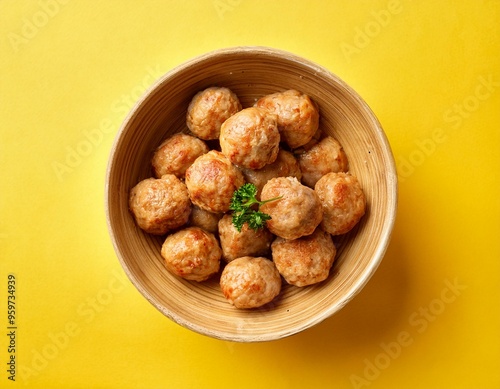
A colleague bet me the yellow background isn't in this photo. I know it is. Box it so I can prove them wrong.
[1,1,499,388]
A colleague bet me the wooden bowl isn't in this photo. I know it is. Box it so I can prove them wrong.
[105,47,397,342]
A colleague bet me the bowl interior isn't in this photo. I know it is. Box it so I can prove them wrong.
[105,47,397,342]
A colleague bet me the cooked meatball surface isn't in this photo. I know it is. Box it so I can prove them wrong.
[220,106,280,169]
[241,149,302,199]
[188,205,222,234]
[151,133,209,178]
[129,175,191,235]
[255,89,319,149]
[315,172,366,235]
[185,150,245,213]
[260,176,323,240]
[218,214,274,262]
[186,87,242,140]
[271,227,336,287]
[298,136,349,187]
[296,127,323,152]
[161,227,221,282]
[220,256,281,308]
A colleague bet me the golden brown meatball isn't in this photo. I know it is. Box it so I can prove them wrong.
[151,133,209,178]
[271,227,336,287]
[298,136,349,187]
[185,150,245,213]
[260,177,323,240]
[128,175,191,235]
[220,256,281,308]
[220,106,280,169]
[186,87,242,140]
[315,172,366,235]
[241,149,302,199]
[188,205,223,234]
[255,89,319,149]
[161,227,221,282]
[296,127,324,152]
[218,214,274,262]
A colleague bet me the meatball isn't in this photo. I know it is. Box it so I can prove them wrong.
[255,89,319,149]
[260,177,323,240]
[315,172,366,235]
[298,136,349,187]
[185,150,245,213]
[186,87,242,140]
[151,133,209,179]
[188,205,222,234]
[271,227,336,287]
[241,149,302,199]
[161,227,221,282]
[129,175,191,235]
[220,106,280,169]
[220,256,281,308]
[296,127,323,152]
[218,214,274,262]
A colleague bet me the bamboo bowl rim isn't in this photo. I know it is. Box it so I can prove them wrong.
[105,46,398,342]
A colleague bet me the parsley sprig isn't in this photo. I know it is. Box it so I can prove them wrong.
[229,183,282,232]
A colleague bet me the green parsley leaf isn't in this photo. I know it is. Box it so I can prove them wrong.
[230,183,281,232]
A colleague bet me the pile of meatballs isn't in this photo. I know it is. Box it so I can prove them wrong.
[128,87,366,309]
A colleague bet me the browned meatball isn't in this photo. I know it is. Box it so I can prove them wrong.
[220,106,280,169]
[315,172,366,235]
[241,149,302,199]
[271,227,336,287]
[161,227,221,282]
[188,205,223,234]
[298,136,349,187]
[186,87,242,140]
[260,177,323,240]
[255,90,319,149]
[129,175,191,235]
[218,214,274,262]
[296,127,323,152]
[185,150,245,213]
[151,133,209,178]
[220,256,281,308]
